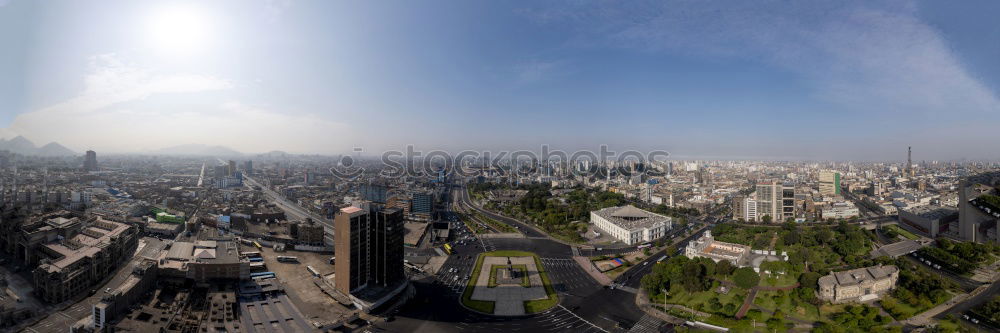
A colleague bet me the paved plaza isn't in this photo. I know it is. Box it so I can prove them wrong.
[470,256,548,316]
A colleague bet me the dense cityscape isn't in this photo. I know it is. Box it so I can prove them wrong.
[0,143,996,332]
[3,1,1000,332]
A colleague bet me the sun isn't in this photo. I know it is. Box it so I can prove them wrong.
[146,4,212,57]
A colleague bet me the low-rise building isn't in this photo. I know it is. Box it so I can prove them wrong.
[289,219,325,245]
[821,202,860,220]
[157,239,249,282]
[684,230,750,265]
[897,205,958,238]
[817,265,898,303]
[590,205,671,245]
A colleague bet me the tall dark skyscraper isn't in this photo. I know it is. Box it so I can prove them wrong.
[83,150,98,171]
[334,205,404,296]
[907,146,913,177]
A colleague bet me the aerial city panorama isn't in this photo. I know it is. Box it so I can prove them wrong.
[0,0,999,332]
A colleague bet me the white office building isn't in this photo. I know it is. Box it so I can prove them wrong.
[590,205,672,245]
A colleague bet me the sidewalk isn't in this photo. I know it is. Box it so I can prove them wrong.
[573,256,613,286]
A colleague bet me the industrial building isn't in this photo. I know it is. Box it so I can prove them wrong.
[898,205,958,238]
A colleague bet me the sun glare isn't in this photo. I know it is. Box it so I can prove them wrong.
[146,5,211,57]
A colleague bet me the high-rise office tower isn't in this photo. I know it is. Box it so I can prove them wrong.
[83,150,98,171]
[334,206,404,296]
[754,180,795,222]
[227,160,237,176]
[819,171,841,196]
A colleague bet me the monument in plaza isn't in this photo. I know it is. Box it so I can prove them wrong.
[496,256,522,285]
[465,252,557,316]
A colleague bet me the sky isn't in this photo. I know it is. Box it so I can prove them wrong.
[0,0,998,160]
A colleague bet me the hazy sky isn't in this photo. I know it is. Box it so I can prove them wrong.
[1,0,998,160]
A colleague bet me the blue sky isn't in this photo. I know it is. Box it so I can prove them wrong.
[0,0,998,160]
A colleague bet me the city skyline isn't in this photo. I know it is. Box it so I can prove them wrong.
[2,0,1000,160]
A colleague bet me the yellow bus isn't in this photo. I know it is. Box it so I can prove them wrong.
[443,243,453,255]
[253,241,262,250]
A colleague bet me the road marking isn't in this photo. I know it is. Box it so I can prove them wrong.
[557,305,608,333]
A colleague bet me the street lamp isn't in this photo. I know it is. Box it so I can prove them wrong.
[661,288,667,313]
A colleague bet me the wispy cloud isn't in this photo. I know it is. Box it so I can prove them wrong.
[520,0,1000,117]
[1,53,351,154]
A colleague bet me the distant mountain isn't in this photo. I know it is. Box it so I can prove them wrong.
[0,136,77,156]
[38,142,77,157]
[151,144,244,156]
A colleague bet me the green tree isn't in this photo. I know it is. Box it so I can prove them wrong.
[680,261,709,292]
[799,272,822,290]
[733,267,760,289]
[715,259,735,276]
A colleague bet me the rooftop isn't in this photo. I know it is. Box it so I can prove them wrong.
[819,265,898,288]
[592,205,671,230]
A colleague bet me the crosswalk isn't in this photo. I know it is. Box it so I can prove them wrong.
[627,314,667,333]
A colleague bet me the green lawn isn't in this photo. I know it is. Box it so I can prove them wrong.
[655,283,746,317]
[885,224,919,240]
[880,293,947,320]
[753,290,823,322]
[524,254,559,314]
[759,271,798,287]
[468,209,519,233]
[461,253,495,314]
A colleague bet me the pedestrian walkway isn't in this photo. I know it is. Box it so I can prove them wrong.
[573,256,613,286]
[627,314,667,333]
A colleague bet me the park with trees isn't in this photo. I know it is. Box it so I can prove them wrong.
[642,221,965,331]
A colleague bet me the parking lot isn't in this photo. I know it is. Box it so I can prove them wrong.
[256,247,353,320]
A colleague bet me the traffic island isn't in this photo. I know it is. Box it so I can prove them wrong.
[460,250,558,316]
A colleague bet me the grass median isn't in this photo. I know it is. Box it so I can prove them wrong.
[524,254,559,314]
[461,252,496,314]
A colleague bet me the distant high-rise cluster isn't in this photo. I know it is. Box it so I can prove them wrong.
[733,180,795,222]
[83,150,98,171]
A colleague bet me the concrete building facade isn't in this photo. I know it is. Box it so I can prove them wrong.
[818,265,898,303]
[334,205,405,296]
[590,205,671,245]
[32,217,139,303]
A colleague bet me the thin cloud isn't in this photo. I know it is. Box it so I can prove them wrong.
[0,53,352,154]
[520,0,1000,117]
